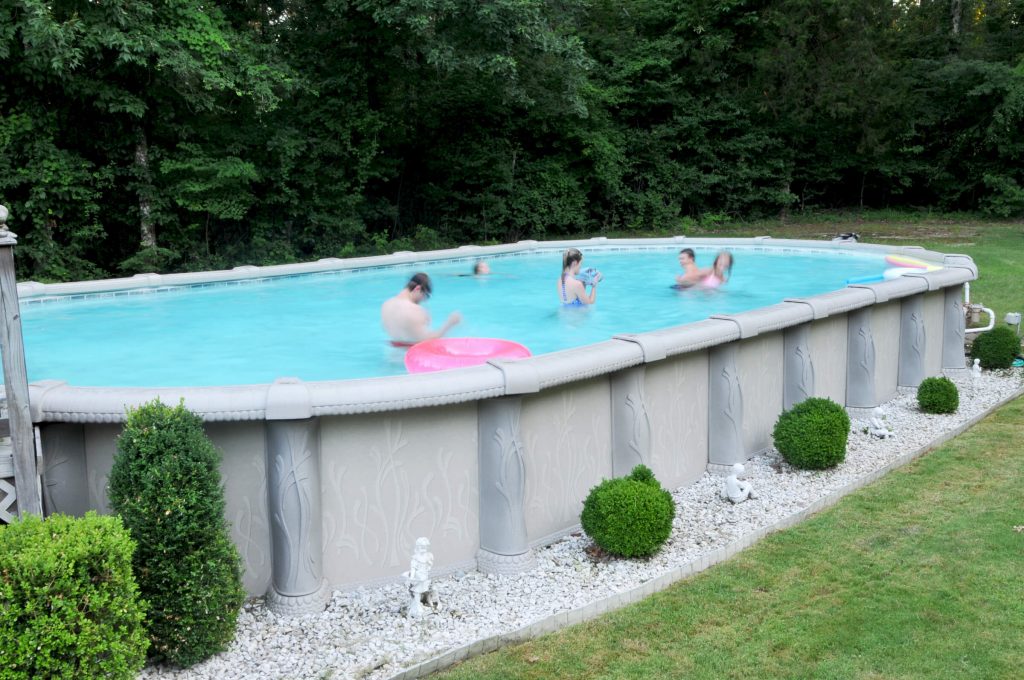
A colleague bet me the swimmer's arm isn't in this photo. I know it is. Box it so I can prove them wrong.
[422,311,462,340]
[584,279,598,304]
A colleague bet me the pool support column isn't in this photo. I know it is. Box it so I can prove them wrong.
[898,294,926,387]
[477,396,536,575]
[783,323,815,410]
[610,366,652,476]
[708,343,745,470]
[942,285,967,371]
[265,378,330,616]
[846,307,878,408]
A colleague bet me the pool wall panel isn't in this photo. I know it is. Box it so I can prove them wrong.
[319,405,480,587]
[645,351,709,490]
[208,422,272,595]
[924,291,945,377]
[737,333,784,456]
[83,424,118,515]
[39,424,89,517]
[809,315,848,403]
[520,378,612,545]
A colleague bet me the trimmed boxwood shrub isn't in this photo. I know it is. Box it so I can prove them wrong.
[772,397,850,470]
[580,465,675,558]
[108,399,245,667]
[917,376,959,414]
[0,512,148,679]
[970,325,1021,369]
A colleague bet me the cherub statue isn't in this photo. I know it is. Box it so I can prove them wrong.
[724,463,755,504]
[868,406,893,439]
[971,357,982,381]
[403,537,436,618]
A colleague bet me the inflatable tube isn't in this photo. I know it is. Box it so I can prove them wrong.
[845,273,886,285]
[885,254,939,270]
[405,337,531,373]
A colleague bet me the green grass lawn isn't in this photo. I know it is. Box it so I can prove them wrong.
[438,215,1024,679]
[439,396,1024,680]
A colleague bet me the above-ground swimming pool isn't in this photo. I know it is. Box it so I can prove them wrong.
[13,236,976,615]
[23,245,889,386]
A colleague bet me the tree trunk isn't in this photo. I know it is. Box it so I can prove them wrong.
[134,127,157,248]
[951,0,962,37]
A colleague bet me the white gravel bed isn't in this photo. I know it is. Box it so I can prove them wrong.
[139,369,1023,680]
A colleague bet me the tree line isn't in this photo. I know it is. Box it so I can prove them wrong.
[1,0,1022,281]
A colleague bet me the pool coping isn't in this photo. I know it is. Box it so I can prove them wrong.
[383,382,1024,680]
[21,237,978,424]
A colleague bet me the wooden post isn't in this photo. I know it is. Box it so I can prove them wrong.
[0,205,42,516]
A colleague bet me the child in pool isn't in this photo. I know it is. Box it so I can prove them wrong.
[701,250,734,288]
[558,248,600,306]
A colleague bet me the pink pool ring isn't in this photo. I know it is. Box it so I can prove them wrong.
[405,338,532,373]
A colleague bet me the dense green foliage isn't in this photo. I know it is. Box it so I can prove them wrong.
[580,464,675,558]
[0,512,149,679]
[917,376,960,414]
[2,1,1023,281]
[773,397,850,470]
[107,399,245,667]
[971,325,1022,369]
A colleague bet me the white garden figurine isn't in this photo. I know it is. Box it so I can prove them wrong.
[724,463,755,504]
[868,406,893,439]
[403,537,436,618]
[971,357,982,381]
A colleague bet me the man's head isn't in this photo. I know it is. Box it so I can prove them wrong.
[406,272,432,302]
[678,248,696,266]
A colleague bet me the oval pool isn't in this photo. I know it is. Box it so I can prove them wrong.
[22,245,888,387]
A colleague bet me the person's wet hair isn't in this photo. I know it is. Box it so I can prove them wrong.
[679,248,696,259]
[562,248,583,270]
[406,272,432,298]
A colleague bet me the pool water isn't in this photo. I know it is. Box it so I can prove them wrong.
[23,247,887,387]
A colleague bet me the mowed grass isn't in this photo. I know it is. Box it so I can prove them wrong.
[439,396,1024,680]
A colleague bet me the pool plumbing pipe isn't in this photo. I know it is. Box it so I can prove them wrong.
[962,282,995,334]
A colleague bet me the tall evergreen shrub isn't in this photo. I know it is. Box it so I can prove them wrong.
[108,399,245,667]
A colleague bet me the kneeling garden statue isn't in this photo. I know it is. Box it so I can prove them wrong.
[724,463,755,504]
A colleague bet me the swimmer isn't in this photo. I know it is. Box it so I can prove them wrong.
[381,272,461,347]
[558,248,599,306]
[473,260,491,276]
[700,250,733,288]
[674,248,703,288]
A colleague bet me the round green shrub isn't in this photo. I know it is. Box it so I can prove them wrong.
[580,465,675,558]
[970,325,1021,369]
[917,376,959,414]
[108,399,245,667]
[772,397,850,470]
[0,512,148,679]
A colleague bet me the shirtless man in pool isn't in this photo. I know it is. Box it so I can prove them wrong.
[675,248,705,288]
[381,272,461,347]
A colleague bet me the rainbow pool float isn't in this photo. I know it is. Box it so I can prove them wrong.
[846,254,942,285]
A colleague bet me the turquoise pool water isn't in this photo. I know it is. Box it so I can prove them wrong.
[22,247,887,387]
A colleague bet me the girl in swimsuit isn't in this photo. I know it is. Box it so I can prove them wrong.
[700,250,734,288]
[558,248,599,306]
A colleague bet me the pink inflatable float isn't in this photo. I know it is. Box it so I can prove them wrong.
[405,337,532,373]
